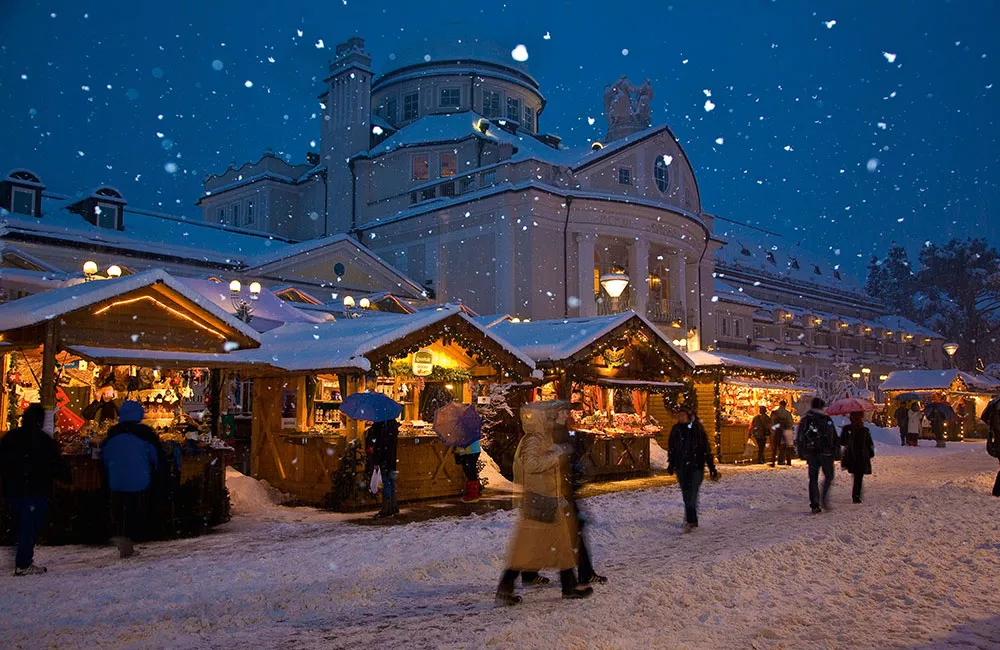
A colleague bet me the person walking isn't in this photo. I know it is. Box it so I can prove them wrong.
[750,406,771,464]
[927,408,946,448]
[666,406,719,532]
[840,411,875,504]
[566,420,607,586]
[367,419,400,519]
[495,401,592,606]
[771,400,795,467]
[454,439,481,504]
[0,404,70,576]
[985,398,1000,497]
[906,402,923,447]
[796,397,839,514]
[101,400,163,558]
[894,402,909,447]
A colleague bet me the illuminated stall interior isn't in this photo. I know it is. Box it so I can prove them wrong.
[233,307,536,506]
[881,369,1000,438]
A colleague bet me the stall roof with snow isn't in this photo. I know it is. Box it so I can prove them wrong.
[880,370,1000,394]
[229,306,536,379]
[485,311,692,387]
[0,268,260,354]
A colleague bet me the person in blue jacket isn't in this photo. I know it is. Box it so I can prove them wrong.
[101,400,163,558]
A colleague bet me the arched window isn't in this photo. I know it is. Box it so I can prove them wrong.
[654,156,670,193]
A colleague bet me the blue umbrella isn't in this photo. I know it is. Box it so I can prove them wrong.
[340,391,402,422]
[433,402,483,447]
[923,401,958,422]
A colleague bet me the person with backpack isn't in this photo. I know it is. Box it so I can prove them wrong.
[749,406,771,464]
[796,397,839,514]
[840,411,875,504]
[0,404,71,576]
[667,406,719,532]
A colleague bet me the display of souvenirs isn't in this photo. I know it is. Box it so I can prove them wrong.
[717,382,804,424]
[573,410,661,437]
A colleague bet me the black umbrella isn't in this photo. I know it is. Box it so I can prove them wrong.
[923,402,958,422]
[893,392,923,402]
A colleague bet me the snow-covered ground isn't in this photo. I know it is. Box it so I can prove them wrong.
[3,442,999,649]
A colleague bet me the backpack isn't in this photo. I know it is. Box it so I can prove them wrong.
[798,414,834,458]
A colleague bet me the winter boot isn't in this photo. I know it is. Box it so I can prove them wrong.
[494,584,522,607]
[461,480,481,503]
[13,564,47,576]
[560,569,594,600]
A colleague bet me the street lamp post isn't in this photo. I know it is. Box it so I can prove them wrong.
[943,343,959,368]
[861,367,871,391]
[229,279,261,323]
[599,265,630,314]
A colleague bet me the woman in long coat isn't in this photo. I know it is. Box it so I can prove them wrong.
[840,411,875,504]
[495,401,592,605]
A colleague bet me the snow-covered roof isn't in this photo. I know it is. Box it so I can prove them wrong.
[880,370,1000,393]
[877,315,941,339]
[175,277,326,333]
[228,307,536,376]
[0,268,261,345]
[714,219,864,295]
[713,278,764,308]
[67,346,267,369]
[375,40,537,87]
[2,196,285,266]
[485,311,693,369]
[686,350,797,375]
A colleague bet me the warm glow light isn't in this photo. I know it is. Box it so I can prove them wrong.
[343,296,356,308]
[861,367,871,375]
[229,280,242,293]
[93,296,228,339]
[83,261,99,276]
[106,265,122,279]
[879,374,889,381]
[852,372,861,379]
[600,271,630,298]
[510,317,521,323]
[943,343,959,357]
[359,297,371,309]
[248,281,262,295]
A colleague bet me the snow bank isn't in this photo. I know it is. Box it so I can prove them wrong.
[225,467,288,515]
[480,450,514,492]
[650,438,669,470]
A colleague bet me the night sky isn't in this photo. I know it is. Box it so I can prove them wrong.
[1,0,997,275]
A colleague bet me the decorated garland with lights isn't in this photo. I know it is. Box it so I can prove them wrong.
[388,360,472,383]
[661,376,697,411]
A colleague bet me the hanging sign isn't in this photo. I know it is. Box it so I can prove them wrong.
[412,350,434,377]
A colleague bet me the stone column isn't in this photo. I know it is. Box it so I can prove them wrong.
[629,239,649,318]
[576,233,597,317]
[673,252,687,325]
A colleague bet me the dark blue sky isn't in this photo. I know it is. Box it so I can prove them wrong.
[1,0,997,274]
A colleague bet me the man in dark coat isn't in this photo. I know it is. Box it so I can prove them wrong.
[893,403,909,446]
[927,408,946,448]
[667,407,719,532]
[770,401,795,467]
[840,411,875,504]
[0,404,70,575]
[101,400,162,558]
[367,420,400,519]
[987,399,1000,497]
[750,406,771,464]
[796,397,839,513]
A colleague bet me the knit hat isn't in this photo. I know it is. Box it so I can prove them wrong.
[118,400,144,423]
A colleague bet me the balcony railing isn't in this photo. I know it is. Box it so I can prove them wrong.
[595,289,632,316]
[646,299,685,326]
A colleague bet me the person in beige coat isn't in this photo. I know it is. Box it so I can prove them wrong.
[495,401,593,606]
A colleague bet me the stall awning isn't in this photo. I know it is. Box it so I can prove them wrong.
[66,345,272,369]
[723,377,816,393]
[590,378,684,391]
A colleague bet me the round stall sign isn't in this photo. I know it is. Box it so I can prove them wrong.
[412,350,434,376]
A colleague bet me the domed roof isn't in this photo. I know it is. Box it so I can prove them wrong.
[375,35,538,90]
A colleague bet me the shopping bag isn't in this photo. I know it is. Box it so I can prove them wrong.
[743,437,758,458]
[782,429,795,447]
[369,467,382,494]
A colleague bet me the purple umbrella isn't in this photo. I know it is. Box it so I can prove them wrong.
[433,402,483,447]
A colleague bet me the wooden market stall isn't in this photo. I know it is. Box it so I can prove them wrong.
[0,269,262,542]
[485,312,694,480]
[687,351,813,463]
[231,307,536,508]
[881,369,1000,439]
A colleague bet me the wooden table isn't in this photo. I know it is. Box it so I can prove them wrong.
[577,432,652,480]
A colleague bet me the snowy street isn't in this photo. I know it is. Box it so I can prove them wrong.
[3,441,999,649]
